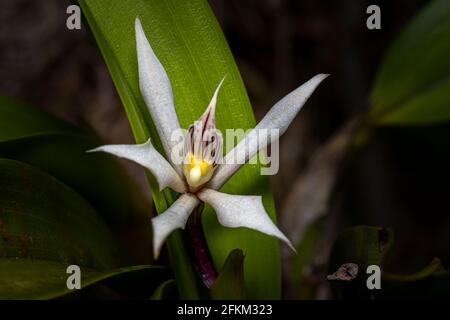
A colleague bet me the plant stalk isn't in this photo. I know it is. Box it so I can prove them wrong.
[185,203,218,289]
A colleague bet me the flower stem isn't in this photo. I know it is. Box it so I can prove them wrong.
[185,203,218,288]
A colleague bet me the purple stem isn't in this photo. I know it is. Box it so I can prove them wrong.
[185,204,218,288]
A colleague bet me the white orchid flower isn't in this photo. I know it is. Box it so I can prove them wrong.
[89,18,328,259]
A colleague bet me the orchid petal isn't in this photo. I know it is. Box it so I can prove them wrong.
[197,189,295,252]
[201,78,224,165]
[88,139,186,193]
[209,74,328,189]
[135,18,181,171]
[152,193,200,259]
[187,78,224,162]
[182,79,225,189]
[200,77,225,126]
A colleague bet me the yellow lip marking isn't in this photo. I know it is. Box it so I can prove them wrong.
[183,153,214,188]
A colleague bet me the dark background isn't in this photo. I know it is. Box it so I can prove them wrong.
[1,0,449,297]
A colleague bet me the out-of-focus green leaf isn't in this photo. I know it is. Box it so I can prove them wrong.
[150,279,177,300]
[0,133,149,228]
[383,257,444,285]
[369,0,450,125]
[379,258,450,299]
[0,158,162,299]
[329,226,394,275]
[0,96,152,262]
[0,158,125,269]
[329,227,450,299]
[210,249,245,300]
[0,96,76,142]
[288,221,323,299]
[78,0,281,299]
[0,259,168,300]
[328,226,393,299]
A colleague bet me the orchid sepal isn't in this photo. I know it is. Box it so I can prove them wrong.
[198,188,296,252]
[208,73,329,190]
[88,139,186,193]
[152,193,200,258]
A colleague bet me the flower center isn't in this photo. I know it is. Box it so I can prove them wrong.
[183,152,214,188]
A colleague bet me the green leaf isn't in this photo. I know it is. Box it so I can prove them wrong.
[369,0,450,125]
[383,257,443,285]
[210,249,246,300]
[78,0,281,298]
[150,279,177,300]
[0,259,168,300]
[328,226,394,299]
[0,158,124,269]
[329,227,450,299]
[380,265,450,299]
[379,258,450,299]
[329,226,394,275]
[0,133,150,229]
[0,158,160,299]
[0,96,152,261]
[0,96,77,142]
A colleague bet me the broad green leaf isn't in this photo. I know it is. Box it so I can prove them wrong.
[369,0,450,125]
[0,95,77,142]
[210,249,246,300]
[150,279,177,300]
[0,259,168,300]
[0,133,150,229]
[0,158,124,269]
[328,226,393,299]
[78,0,281,298]
[0,96,152,262]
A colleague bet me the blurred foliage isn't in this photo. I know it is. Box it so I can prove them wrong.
[381,261,450,299]
[0,96,151,236]
[0,159,169,299]
[287,220,325,299]
[0,260,168,300]
[150,279,178,300]
[370,0,450,125]
[0,158,124,269]
[287,0,450,299]
[328,226,450,299]
[328,226,393,299]
[383,257,443,286]
[0,96,77,142]
[0,97,166,299]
